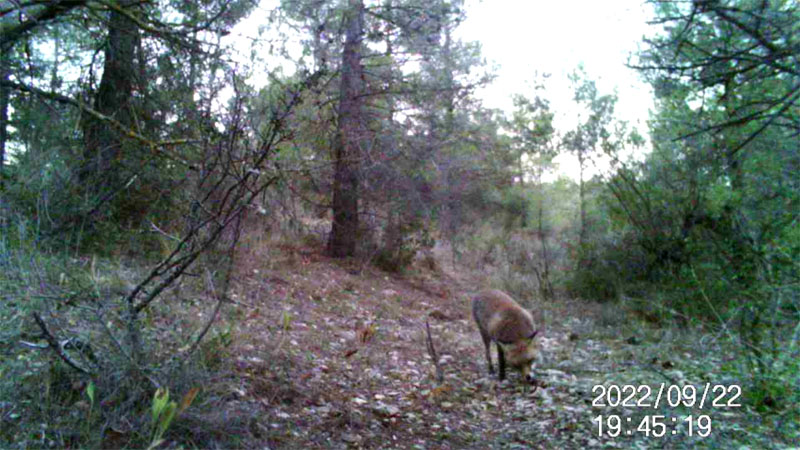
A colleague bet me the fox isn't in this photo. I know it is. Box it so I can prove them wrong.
[472,289,540,383]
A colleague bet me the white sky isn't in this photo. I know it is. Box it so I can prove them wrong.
[454,0,657,179]
[456,0,655,122]
[226,0,659,180]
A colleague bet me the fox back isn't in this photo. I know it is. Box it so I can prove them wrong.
[472,289,539,383]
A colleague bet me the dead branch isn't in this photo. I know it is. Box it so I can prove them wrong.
[31,312,91,375]
[425,319,443,384]
[0,80,198,169]
[186,269,226,358]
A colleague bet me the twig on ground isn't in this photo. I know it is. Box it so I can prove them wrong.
[425,319,444,384]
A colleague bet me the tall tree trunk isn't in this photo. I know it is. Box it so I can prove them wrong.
[578,150,586,249]
[82,0,139,187]
[438,25,462,262]
[328,0,365,258]
[381,1,400,259]
[442,26,455,135]
[535,171,553,300]
[0,47,9,190]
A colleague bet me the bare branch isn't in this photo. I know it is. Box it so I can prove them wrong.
[1,0,88,51]
[425,319,444,384]
[186,269,226,358]
[0,79,199,169]
[31,312,91,375]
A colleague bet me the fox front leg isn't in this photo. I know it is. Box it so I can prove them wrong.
[497,344,506,381]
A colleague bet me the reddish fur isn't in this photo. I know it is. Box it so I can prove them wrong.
[472,289,539,382]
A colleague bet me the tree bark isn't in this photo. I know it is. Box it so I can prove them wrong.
[82,0,139,186]
[328,0,365,258]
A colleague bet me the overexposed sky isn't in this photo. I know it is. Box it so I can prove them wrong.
[226,0,658,178]
[456,0,655,128]
[454,0,657,178]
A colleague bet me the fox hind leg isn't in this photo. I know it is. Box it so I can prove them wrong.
[479,330,494,374]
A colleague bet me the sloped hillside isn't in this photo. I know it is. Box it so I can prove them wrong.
[180,238,787,449]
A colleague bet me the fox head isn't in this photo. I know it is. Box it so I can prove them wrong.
[498,330,540,383]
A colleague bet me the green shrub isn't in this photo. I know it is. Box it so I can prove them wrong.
[375,218,434,273]
[566,264,619,302]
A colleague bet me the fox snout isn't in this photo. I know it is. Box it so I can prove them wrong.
[524,372,535,384]
[519,363,536,384]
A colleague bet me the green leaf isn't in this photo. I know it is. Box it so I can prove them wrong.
[86,381,95,405]
[152,387,169,425]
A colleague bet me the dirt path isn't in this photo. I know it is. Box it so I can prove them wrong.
[209,244,784,449]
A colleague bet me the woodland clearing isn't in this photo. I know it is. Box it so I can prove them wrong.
[190,239,788,449]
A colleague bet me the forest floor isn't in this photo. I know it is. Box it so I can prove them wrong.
[187,237,795,449]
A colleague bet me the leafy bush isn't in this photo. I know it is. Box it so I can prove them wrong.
[566,264,619,302]
[375,218,434,273]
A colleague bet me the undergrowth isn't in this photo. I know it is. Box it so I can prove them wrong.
[0,217,243,448]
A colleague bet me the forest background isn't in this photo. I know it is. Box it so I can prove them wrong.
[0,0,797,447]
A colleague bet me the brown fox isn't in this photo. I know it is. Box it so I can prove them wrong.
[472,289,540,383]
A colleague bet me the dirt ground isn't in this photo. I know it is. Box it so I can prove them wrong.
[193,241,789,449]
